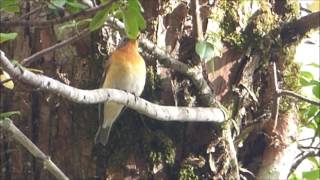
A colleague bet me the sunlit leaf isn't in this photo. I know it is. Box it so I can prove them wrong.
[307,156,320,168]
[196,41,215,62]
[307,0,320,12]
[288,172,299,180]
[0,71,14,89]
[0,33,18,43]
[302,168,320,180]
[299,71,314,86]
[312,85,320,99]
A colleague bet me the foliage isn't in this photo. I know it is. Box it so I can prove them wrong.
[0,70,14,89]
[90,0,146,39]
[0,33,17,43]
[195,41,215,62]
[298,65,320,136]
[49,0,88,13]
[0,0,146,39]
[0,111,20,121]
[0,0,20,13]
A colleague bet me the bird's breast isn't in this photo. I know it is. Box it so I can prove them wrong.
[103,55,146,96]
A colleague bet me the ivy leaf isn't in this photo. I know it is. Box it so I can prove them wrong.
[196,41,215,62]
[0,32,18,43]
[89,8,110,31]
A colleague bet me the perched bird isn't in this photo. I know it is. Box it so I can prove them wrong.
[95,38,146,145]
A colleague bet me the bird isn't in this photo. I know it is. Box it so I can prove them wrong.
[95,38,146,146]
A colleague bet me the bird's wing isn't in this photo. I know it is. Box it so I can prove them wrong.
[99,59,111,87]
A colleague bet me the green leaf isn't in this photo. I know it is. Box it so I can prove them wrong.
[300,71,314,80]
[66,1,87,13]
[122,0,146,39]
[307,156,320,168]
[300,71,314,86]
[122,8,139,39]
[51,0,66,8]
[89,8,109,31]
[0,0,19,13]
[66,1,87,9]
[302,168,320,180]
[0,33,18,43]
[288,172,299,180]
[305,105,319,119]
[0,111,20,120]
[312,85,320,99]
[196,41,215,62]
[128,0,144,12]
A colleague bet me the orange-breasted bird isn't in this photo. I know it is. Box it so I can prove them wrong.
[95,38,146,145]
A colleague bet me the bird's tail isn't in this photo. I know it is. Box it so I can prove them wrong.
[94,126,112,146]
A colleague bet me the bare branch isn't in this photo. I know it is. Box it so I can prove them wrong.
[287,150,319,178]
[0,0,118,27]
[191,0,203,41]
[278,89,320,106]
[21,29,90,66]
[270,62,280,132]
[0,51,226,123]
[281,11,320,43]
[0,119,69,180]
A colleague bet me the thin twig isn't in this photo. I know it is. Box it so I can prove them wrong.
[271,62,280,132]
[20,29,90,66]
[287,150,319,178]
[0,0,118,27]
[0,118,69,180]
[0,50,226,123]
[18,6,43,20]
[298,145,320,150]
[278,89,320,106]
[281,11,320,44]
[191,0,203,42]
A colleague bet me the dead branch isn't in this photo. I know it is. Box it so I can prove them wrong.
[0,118,69,180]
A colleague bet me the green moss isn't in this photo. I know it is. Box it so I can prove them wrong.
[146,131,176,167]
[179,164,198,180]
[244,7,276,46]
[144,66,161,100]
[219,1,244,49]
[279,45,301,112]
[281,0,300,21]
